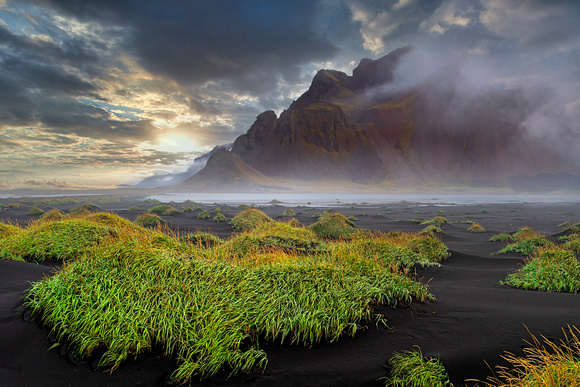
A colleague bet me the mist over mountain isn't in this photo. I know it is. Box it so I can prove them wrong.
[172,46,580,192]
[136,144,232,188]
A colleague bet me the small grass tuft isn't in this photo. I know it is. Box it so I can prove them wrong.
[27,206,44,216]
[197,210,210,220]
[281,208,297,217]
[467,223,486,233]
[212,208,228,222]
[382,347,452,387]
[421,216,449,227]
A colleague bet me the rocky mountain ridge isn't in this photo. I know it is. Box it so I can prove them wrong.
[170,46,579,192]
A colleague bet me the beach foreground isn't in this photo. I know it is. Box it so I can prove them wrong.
[1,197,579,386]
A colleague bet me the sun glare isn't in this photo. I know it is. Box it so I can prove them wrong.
[150,133,198,153]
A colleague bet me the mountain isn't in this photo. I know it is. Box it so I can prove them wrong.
[175,46,580,192]
[176,147,288,191]
[136,144,232,188]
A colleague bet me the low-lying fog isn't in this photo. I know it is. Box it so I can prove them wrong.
[144,193,580,207]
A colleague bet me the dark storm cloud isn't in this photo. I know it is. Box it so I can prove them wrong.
[25,0,339,88]
[2,57,98,95]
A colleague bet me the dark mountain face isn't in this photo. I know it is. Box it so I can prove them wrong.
[176,46,580,191]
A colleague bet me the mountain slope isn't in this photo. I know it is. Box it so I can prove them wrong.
[172,46,580,191]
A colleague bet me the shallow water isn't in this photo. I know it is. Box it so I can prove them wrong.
[145,192,580,207]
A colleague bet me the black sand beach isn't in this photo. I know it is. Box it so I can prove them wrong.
[1,197,579,386]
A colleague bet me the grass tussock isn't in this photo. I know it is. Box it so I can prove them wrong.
[230,208,272,231]
[18,210,448,383]
[383,347,452,387]
[27,206,44,216]
[0,221,21,239]
[501,247,580,292]
[421,216,450,227]
[40,208,65,222]
[134,212,165,228]
[467,223,486,233]
[492,227,553,256]
[475,325,580,387]
[308,212,357,239]
[213,208,228,222]
[282,208,297,217]
[69,202,103,216]
[148,204,180,216]
[0,218,113,262]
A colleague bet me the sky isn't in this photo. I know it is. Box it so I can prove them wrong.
[0,0,579,190]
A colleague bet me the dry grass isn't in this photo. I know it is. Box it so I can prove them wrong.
[473,325,580,387]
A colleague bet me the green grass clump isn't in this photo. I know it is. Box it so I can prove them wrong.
[40,209,65,222]
[0,219,112,262]
[330,232,449,270]
[564,237,580,253]
[134,213,165,228]
[27,206,44,216]
[213,208,228,222]
[309,212,357,239]
[197,210,210,220]
[501,247,580,292]
[558,221,580,235]
[494,227,553,256]
[230,208,272,231]
[25,226,433,383]
[421,224,442,236]
[0,222,21,239]
[490,233,511,242]
[467,223,486,233]
[421,216,449,227]
[128,206,139,211]
[383,347,452,387]
[148,204,180,216]
[281,208,297,217]
[69,202,103,216]
[479,326,580,387]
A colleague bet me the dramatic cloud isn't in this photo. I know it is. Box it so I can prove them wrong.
[0,0,579,189]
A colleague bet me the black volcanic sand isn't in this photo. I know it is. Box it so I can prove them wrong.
[1,198,580,386]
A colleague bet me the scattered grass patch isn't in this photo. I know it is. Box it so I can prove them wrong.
[148,204,180,216]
